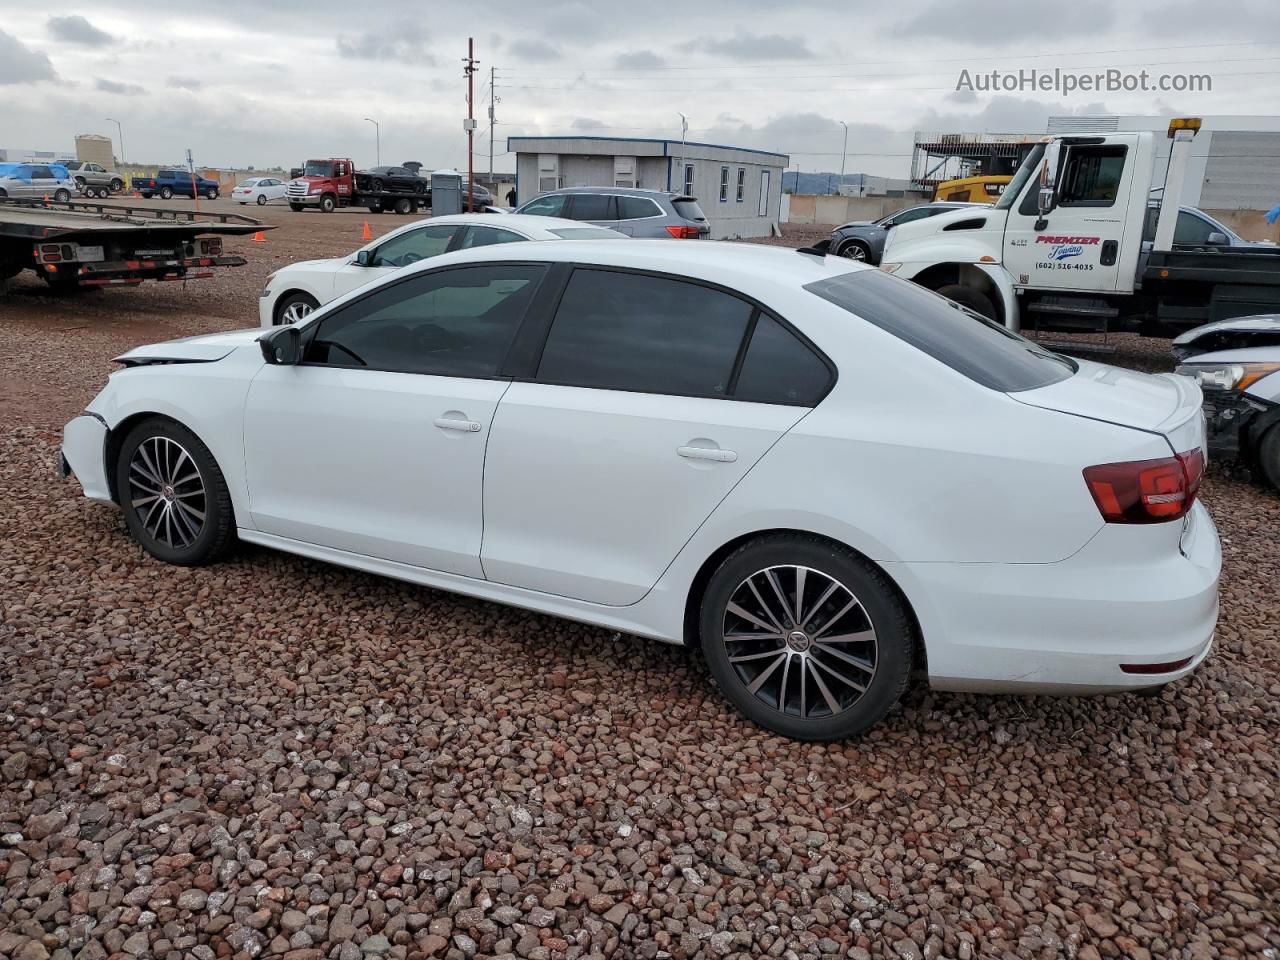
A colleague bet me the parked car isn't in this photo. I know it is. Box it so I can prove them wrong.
[65,160,124,195]
[0,163,75,201]
[516,187,710,238]
[232,177,288,205]
[62,241,1219,740]
[355,166,427,195]
[827,202,975,264]
[134,169,220,200]
[260,213,625,326]
[1173,314,1280,491]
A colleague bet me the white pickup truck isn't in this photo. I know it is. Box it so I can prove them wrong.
[879,118,1280,336]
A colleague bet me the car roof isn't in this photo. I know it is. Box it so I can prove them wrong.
[355,214,627,247]
[383,237,863,299]
[538,185,679,199]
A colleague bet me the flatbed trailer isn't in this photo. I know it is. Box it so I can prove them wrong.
[1142,247,1280,328]
[0,197,272,294]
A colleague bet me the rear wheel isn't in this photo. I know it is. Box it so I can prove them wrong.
[1258,424,1280,493]
[159,186,173,200]
[393,197,412,215]
[371,178,384,193]
[699,534,914,740]
[936,283,997,322]
[205,187,219,200]
[275,291,319,326]
[115,418,235,566]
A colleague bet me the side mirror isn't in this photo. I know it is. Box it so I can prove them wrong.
[355,249,373,267]
[259,325,301,365]
[1206,231,1228,246]
[1038,187,1056,215]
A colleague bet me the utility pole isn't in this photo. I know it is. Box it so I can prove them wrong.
[839,121,848,195]
[106,117,125,165]
[677,113,688,191]
[463,39,478,213]
[488,65,497,190]
[364,117,380,166]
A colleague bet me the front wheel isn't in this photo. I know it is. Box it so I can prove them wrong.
[110,179,124,193]
[319,195,336,213]
[1258,424,1280,493]
[116,418,236,566]
[54,188,71,202]
[275,291,319,326]
[699,534,914,741]
[159,186,173,200]
[289,202,304,212]
[837,239,871,262]
[393,197,412,215]
[936,283,997,323]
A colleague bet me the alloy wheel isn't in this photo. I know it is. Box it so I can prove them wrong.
[721,565,878,720]
[840,243,868,261]
[280,300,314,324]
[128,436,207,549]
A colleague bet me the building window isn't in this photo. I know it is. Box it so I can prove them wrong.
[735,168,745,202]
[683,164,694,196]
[719,166,729,202]
[758,170,770,217]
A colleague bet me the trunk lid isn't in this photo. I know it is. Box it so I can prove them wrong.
[1013,358,1205,453]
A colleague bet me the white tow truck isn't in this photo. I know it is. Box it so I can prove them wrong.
[878,118,1280,337]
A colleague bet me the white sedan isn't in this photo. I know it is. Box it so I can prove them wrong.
[61,241,1220,739]
[231,177,288,205]
[259,214,625,327]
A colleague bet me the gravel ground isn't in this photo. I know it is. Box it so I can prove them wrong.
[2,206,1278,960]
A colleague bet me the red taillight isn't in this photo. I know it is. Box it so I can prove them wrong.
[1083,448,1204,524]
[38,243,62,263]
[665,225,701,239]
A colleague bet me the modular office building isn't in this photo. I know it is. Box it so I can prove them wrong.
[508,136,789,239]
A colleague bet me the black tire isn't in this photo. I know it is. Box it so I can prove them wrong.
[205,187,219,200]
[54,188,71,202]
[110,179,123,193]
[0,188,7,198]
[413,181,427,195]
[367,198,384,214]
[393,197,412,215]
[115,418,235,566]
[936,284,998,322]
[837,239,872,263]
[159,186,173,200]
[289,203,304,212]
[319,194,336,213]
[274,291,319,326]
[699,534,915,740]
[256,193,267,205]
[371,178,384,193]
[1258,424,1280,493]
[140,192,152,199]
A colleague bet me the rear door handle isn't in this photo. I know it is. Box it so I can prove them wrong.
[434,416,482,433]
[678,445,738,463]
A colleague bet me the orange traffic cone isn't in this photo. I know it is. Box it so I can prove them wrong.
[43,194,50,203]
[361,221,372,242]
[252,231,266,243]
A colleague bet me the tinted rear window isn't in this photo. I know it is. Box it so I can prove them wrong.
[804,270,1075,392]
[673,198,706,221]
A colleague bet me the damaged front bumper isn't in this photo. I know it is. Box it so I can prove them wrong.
[1201,389,1277,460]
[60,413,114,504]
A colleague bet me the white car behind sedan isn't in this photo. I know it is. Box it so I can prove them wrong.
[259,213,626,327]
[62,241,1220,740]
[232,177,288,206]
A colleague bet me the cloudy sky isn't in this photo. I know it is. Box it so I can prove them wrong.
[2,0,1278,178]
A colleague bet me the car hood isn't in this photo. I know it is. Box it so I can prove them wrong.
[114,328,265,366]
[1012,358,1203,450]
[834,220,877,230]
[1170,314,1280,360]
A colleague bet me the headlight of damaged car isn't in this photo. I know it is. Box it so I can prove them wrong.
[1177,362,1280,392]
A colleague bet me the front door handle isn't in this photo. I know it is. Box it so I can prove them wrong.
[434,416,482,433]
[678,445,738,463]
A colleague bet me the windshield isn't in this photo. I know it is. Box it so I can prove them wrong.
[804,269,1075,393]
[303,161,333,177]
[994,143,1045,211]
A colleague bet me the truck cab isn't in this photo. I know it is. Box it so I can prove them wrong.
[883,118,1280,336]
[286,159,355,213]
